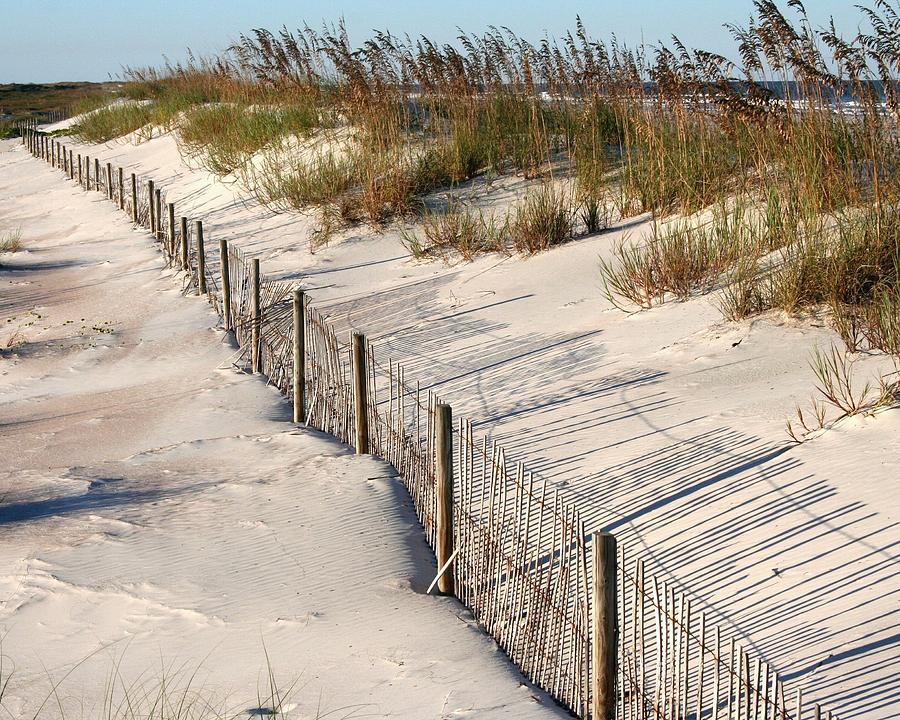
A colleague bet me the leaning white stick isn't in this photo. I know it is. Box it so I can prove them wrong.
[427,547,461,595]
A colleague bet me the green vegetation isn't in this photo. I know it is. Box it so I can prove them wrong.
[0,228,23,253]
[0,82,116,136]
[59,3,900,360]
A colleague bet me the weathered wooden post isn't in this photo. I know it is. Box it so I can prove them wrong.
[351,333,369,453]
[292,288,305,423]
[251,258,261,373]
[130,174,138,223]
[84,154,90,189]
[51,140,55,167]
[118,167,124,210]
[77,153,82,185]
[167,203,176,260]
[68,150,74,180]
[147,182,155,231]
[591,532,618,720]
[106,162,113,200]
[155,189,162,239]
[219,238,232,331]
[434,402,454,595]
[180,216,189,272]
[94,158,100,191]
[194,220,206,295]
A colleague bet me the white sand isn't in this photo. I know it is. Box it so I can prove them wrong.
[4,121,899,718]
[0,141,566,719]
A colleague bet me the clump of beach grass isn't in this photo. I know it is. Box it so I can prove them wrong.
[509,183,574,253]
[0,228,23,253]
[401,200,507,260]
[787,344,900,442]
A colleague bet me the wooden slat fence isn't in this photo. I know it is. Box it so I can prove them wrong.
[21,129,839,720]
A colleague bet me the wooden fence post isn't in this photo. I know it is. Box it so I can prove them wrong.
[69,150,74,180]
[195,220,206,295]
[591,532,618,720]
[106,162,113,199]
[435,402,454,595]
[84,155,90,189]
[147,180,155,232]
[167,203,175,260]
[180,216,189,272]
[251,258,261,373]
[77,153,82,185]
[131,174,138,223]
[155,190,162,239]
[118,167,124,210]
[292,288,305,423]
[219,238,232,331]
[94,158,100,191]
[351,333,369,453]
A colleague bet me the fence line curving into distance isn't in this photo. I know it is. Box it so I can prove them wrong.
[20,126,839,720]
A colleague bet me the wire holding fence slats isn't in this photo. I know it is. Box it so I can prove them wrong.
[24,131,840,720]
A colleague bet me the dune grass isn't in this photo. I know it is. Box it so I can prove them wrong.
[0,644,371,720]
[787,344,900,442]
[59,2,899,335]
[0,228,23,253]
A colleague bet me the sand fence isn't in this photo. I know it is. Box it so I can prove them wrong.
[19,127,839,720]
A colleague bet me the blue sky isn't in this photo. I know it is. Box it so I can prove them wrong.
[0,0,866,83]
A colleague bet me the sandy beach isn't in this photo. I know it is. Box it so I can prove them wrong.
[0,141,565,719]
